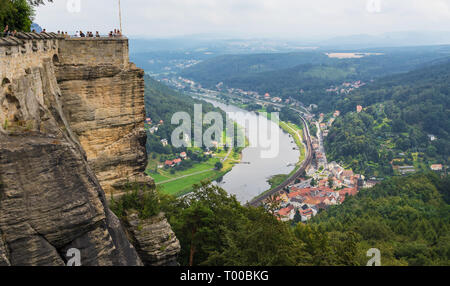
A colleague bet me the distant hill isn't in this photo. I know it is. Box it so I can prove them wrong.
[30,23,42,33]
[143,75,224,154]
[319,31,450,49]
[181,45,450,111]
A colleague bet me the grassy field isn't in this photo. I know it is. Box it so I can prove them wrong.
[146,123,246,197]
[267,174,289,189]
[146,148,238,196]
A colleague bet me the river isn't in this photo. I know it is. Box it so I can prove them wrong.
[202,98,300,203]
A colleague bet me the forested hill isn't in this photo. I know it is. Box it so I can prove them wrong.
[180,46,450,111]
[310,173,450,266]
[325,60,450,177]
[144,75,224,154]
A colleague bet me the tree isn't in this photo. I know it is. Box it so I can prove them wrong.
[179,202,214,266]
[1,0,52,33]
[328,177,334,189]
[215,161,223,170]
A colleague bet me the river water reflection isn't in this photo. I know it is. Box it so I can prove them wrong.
[203,98,300,203]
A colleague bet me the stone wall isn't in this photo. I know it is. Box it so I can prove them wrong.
[58,38,129,69]
[0,33,60,81]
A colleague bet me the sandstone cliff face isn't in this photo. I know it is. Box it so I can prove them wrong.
[55,64,151,194]
[0,33,146,266]
[123,212,181,266]
[55,39,153,194]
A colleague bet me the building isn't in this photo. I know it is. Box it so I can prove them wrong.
[430,164,443,171]
[364,180,380,189]
[278,205,295,221]
[180,152,187,159]
[271,97,282,103]
[149,126,158,134]
[356,105,363,113]
[428,134,437,141]
[398,166,416,175]
[161,139,168,147]
[165,158,182,167]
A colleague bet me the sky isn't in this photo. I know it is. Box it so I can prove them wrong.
[35,0,450,39]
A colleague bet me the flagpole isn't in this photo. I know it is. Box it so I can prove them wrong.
[119,0,123,33]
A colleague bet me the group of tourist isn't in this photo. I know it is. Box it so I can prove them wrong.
[57,31,70,38]
[2,25,17,37]
[108,29,122,37]
[2,26,123,39]
[74,30,100,38]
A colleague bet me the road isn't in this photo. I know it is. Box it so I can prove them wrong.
[248,113,313,207]
[156,169,215,185]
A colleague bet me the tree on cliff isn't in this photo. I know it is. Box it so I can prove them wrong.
[1,0,52,33]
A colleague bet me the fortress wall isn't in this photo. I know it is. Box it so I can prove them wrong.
[58,38,129,69]
[0,36,60,81]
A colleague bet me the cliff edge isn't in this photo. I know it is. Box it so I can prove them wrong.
[0,32,152,265]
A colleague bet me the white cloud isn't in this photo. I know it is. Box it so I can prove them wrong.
[35,0,450,37]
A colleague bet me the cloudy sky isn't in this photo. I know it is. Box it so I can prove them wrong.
[35,0,450,38]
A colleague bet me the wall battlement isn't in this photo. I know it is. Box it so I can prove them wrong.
[0,32,130,81]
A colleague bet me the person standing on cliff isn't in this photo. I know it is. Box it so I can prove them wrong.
[3,25,9,37]
[79,30,85,37]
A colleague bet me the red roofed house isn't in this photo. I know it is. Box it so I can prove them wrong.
[289,187,313,197]
[339,188,358,198]
[431,164,443,171]
[278,205,295,221]
[180,152,187,159]
[288,191,302,199]
[357,105,363,113]
[165,158,182,167]
[319,179,329,188]
[299,208,314,222]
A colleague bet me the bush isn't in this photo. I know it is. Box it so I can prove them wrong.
[0,0,35,32]
[110,183,160,220]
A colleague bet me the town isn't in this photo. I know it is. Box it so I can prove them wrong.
[157,75,447,223]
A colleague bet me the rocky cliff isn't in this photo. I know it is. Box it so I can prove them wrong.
[0,32,155,266]
[123,212,181,266]
[55,38,152,194]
